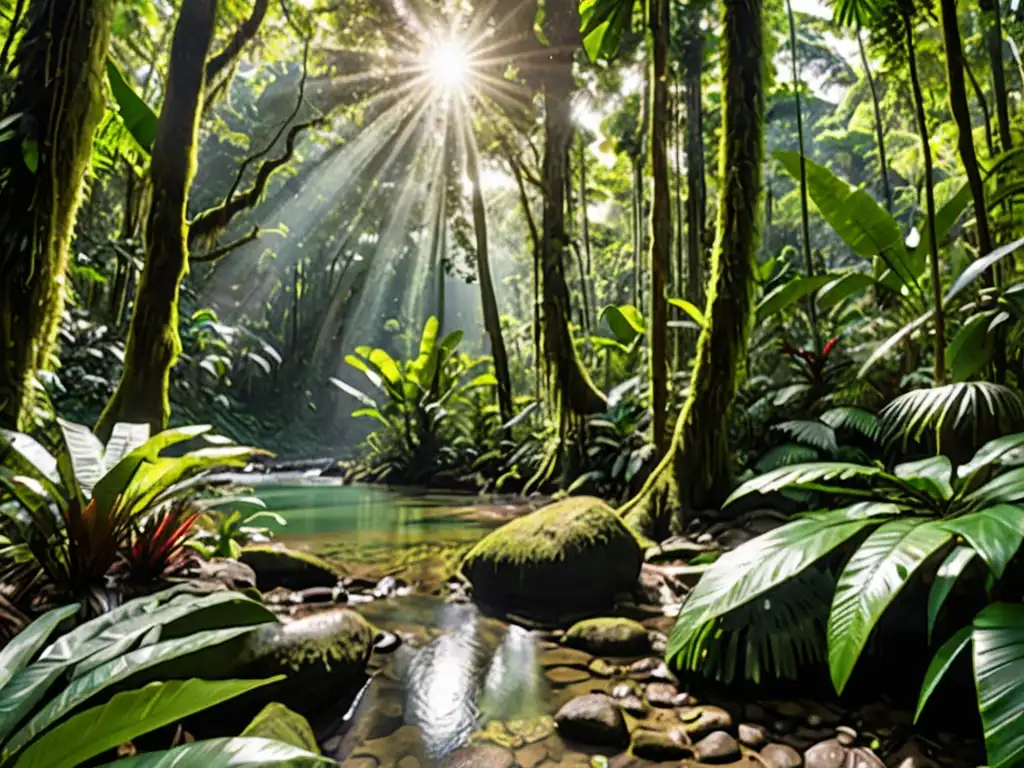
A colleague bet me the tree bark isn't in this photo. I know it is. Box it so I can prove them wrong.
[683,28,706,357]
[621,0,763,538]
[905,15,946,386]
[981,0,1012,153]
[466,124,514,423]
[649,0,671,456]
[540,0,606,420]
[940,0,993,261]
[96,0,218,439]
[0,0,115,429]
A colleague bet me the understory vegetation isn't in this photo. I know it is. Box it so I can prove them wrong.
[4,0,1024,763]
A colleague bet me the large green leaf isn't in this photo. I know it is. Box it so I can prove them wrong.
[105,57,157,153]
[927,546,976,642]
[959,433,1024,480]
[894,457,953,501]
[668,298,707,328]
[914,624,971,723]
[943,236,1024,306]
[0,605,79,696]
[946,313,995,382]
[57,419,106,501]
[828,518,952,693]
[579,0,633,61]
[4,626,262,758]
[974,603,1024,768]
[819,407,881,442]
[101,737,332,767]
[669,507,891,663]
[772,150,918,285]
[0,431,59,483]
[942,505,1024,580]
[914,180,972,263]
[726,463,906,504]
[816,273,878,312]
[103,423,151,470]
[756,274,838,323]
[967,467,1024,508]
[601,304,645,344]
[771,421,837,454]
[12,678,280,768]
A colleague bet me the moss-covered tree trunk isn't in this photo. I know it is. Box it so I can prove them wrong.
[540,0,606,421]
[466,130,514,423]
[683,28,706,359]
[0,0,114,429]
[648,0,671,456]
[96,0,217,440]
[621,0,764,540]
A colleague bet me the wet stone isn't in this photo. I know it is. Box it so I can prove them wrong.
[836,727,857,747]
[588,658,621,678]
[695,731,741,764]
[739,723,770,749]
[514,742,548,768]
[844,747,886,768]
[804,738,850,768]
[644,682,679,708]
[761,743,804,768]
[770,701,808,719]
[546,666,591,685]
[554,693,630,748]
[615,694,648,717]
[627,657,661,679]
[440,744,515,768]
[610,682,639,699]
[631,728,693,760]
[679,705,733,741]
[540,647,593,669]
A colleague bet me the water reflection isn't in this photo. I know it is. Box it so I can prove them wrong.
[357,597,549,760]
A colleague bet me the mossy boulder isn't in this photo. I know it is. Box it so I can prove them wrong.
[563,617,650,657]
[240,545,340,591]
[460,497,643,612]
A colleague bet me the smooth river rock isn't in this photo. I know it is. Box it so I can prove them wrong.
[695,731,741,763]
[554,693,630,747]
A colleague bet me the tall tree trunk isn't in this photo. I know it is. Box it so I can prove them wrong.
[683,28,706,356]
[981,0,1012,153]
[621,0,764,538]
[940,0,994,260]
[578,135,594,329]
[857,25,894,214]
[96,0,218,439]
[540,0,606,421]
[905,15,946,386]
[0,0,115,429]
[964,58,996,156]
[466,129,514,423]
[649,0,671,457]
[786,0,820,352]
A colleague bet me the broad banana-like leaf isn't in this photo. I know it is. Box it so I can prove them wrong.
[967,467,1024,508]
[56,419,106,500]
[942,505,1024,580]
[668,298,707,328]
[12,678,281,768]
[106,57,157,153]
[894,457,953,501]
[946,313,995,382]
[828,518,952,693]
[943,236,1024,305]
[669,506,893,661]
[915,624,971,722]
[103,423,151,470]
[817,273,878,311]
[726,463,905,504]
[913,180,972,264]
[756,274,838,323]
[973,603,1024,768]
[0,431,59,484]
[101,737,333,767]
[959,433,1024,480]
[601,304,645,344]
[579,0,632,61]
[927,546,976,642]
[0,604,79,696]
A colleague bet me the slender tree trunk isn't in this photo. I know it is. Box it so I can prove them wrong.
[786,0,820,352]
[857,25,894,213]
[940,0,994,261]
[964,58,996,156]
[0,0,115,429]
[982,0,1012,153]
[683,29,706,355]
[466,131,514,423]
[96,0,218,439]
[649,0,671,456]
[905,16,946,386]
[540,0,606,420]
[578,135,594,329]
[621,0,764,538]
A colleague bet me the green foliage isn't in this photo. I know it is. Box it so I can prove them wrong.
[0,421,263,604]
[0,586,318,767]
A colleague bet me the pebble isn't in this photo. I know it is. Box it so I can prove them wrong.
[836,726,857,747]
[588,658,620,678]
[615,694,648,716]
[644,682,679,708]
[545,666,591,685]
[761,743,804,768]
[609,683,637,699]
[631,728,692,760]
[843,747,885,768]
[679,705,733,741]
[739,723,770,749]
[804,738,849,768]
[695,731,740,763]
[440,744,515,768]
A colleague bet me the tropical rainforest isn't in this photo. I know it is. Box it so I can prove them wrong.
[3,0,1024,764]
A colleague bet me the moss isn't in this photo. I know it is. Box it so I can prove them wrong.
[563,617,650,657]
[460,496,643,611]
[240,546,340,591]
[241,703,321,756]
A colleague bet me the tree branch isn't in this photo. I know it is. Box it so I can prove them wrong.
[0,0,25,74]
[205,0,269,84]
[191,226,261,263]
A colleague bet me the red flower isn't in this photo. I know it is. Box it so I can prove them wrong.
[822,337,839,358]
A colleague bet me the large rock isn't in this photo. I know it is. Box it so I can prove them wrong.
[563,617,650,656]
[441,744,515,768]
[554,693,629,747]
[241,545,340,590]
[460,497,643,611]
